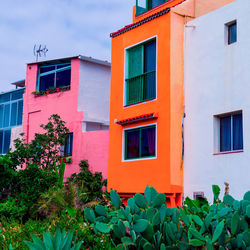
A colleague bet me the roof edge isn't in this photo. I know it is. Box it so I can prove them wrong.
[27,55,111,67]
[110,8,170,38]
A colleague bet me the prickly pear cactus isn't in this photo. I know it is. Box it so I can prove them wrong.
[84,186,250,249]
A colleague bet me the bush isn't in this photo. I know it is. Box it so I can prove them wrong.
[12,164,58,218]
[0,215,111,249]
[67,160,107,204]
[85,186,250,249]
[7,114,69,171]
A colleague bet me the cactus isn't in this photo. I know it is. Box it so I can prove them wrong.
[84,187,250,249]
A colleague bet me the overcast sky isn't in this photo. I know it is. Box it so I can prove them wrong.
[0,0,134,92]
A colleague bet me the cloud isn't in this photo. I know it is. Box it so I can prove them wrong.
[0,0,134,92]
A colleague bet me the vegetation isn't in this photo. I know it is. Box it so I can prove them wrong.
[7,114,69,171]
[85,186,250,249]
[0,115,249,249]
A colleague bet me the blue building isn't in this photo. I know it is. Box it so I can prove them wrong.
[0,81,25,154]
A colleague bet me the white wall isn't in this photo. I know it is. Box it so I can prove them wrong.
[78,60,111,124]
[184,0,250,201]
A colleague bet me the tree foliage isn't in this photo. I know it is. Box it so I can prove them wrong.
[7,114,69,171]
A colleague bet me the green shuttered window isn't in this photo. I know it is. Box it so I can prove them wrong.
[126,39,156,105]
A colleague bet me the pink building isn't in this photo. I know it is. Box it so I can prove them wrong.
[23,55,111,179]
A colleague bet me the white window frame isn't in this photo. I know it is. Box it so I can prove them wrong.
[123,35,158,108]
[122,123,157,162]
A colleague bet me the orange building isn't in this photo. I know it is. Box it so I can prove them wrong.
[108,0,235,207]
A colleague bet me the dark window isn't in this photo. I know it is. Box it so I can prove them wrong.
[17,100,23,125]
[0,129,11,154]
[220,112,243,152]
[136,0,167,15]
[125,125,156,160]
[38,63,71,91]
[3,104,10,127]
[0,105,3,128]
[126,39,156,105]
[227,21,237,44]
[61,133,73,157]
[10,102,17,126]
[0,93,10,104]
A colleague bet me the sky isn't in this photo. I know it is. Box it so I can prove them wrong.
[0,0,134,92]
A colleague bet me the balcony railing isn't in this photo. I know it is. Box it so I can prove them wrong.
[136,0,168,16]
[126,71,156,105]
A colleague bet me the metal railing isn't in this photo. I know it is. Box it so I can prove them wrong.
[126,71,156,105]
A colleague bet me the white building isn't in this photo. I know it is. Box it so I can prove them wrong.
[184,0,250,201]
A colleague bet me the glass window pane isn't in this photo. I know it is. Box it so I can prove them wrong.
[136,0,147,15]
[128,45,143,78]
[0,93,10,104]
[3,129,11,154]
[39,73,55,91]
[151,0,165,8]
[144,40,156,72]
[0,130,3,154]
[56,69,71,88]
[10,102,17,126]
[40,66,55,74]
[17,100,23,125]
[0,105,3,128]
[11,90,23,101]
[220,116,231,152]
[4,104,10,127]
[228,22,237,44]
[57,64,70,69]
[144,71,156,100]
[126,130,140,159]
[141,126,156,157]
[233,114,243,150]
[65,133,73,156]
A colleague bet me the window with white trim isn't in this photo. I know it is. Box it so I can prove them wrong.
[124,125,156,160]
[37,62,71,91]
[215,112,243,153]
[125,39,156,106]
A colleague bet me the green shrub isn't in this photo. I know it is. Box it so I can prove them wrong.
[0,215,111,249]
[12,164,57,218]
[67,160,107,204]
[0,197,27,219]
[85,186,250,249]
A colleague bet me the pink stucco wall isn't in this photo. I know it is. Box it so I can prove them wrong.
[23,58,109,180]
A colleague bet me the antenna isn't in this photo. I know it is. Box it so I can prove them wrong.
[33,44,48,62]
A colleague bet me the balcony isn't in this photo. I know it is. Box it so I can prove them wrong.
[136,0,168,16]
[126,71,156,106]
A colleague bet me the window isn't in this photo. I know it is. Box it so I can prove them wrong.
[136,0,168,15]
[37,63,71,91]
[0,89,24,129]
[124,125,156,160]
[0,129,11,154]
[125,39,156,105]
[226,21,237,45]
[61,133,73,156]
[219,112,243,152]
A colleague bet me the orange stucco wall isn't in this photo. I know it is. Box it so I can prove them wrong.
[108,13,177,195]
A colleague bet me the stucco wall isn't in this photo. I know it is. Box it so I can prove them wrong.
[184,0,250,201]
[78,60,110,123]
[23,58,110,180]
